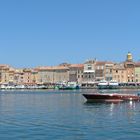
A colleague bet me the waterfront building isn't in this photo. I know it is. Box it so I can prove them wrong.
[31,69,39,84]
[37,64,84,85]
[23,68,33,85]
[135,62,140,83]
[104,62,114,81]
[69,64,84,84]
[95,61,106,81]
[113,63,127,83]
[14,69,24,85]
[0,65,11,84]
[0,52,137,86]
[53,66,69,83]
[124,52,135,83]
[37,65,69,84]
[37,66,55,84]
[82,60,96,86]
[8,67,15,84]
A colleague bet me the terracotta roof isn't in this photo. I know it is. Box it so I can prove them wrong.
[96,61,106,65]
[105,61,114,64]
[69,64,84,68]
[37,66,69,71]
[53,66,69,70]
[0,64,9,67]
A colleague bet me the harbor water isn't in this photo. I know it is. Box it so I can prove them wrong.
[0,89,140,140]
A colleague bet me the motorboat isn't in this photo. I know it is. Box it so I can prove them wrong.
[98,80,108,89]
[108,80,119,89]
[57,82,80,90]
[83,93,140,103]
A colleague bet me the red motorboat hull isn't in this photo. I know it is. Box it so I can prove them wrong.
[83,93,140,102]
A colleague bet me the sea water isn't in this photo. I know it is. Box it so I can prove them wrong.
[0,89,140,140]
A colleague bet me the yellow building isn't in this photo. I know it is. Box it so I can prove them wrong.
[0,65,11,84]
[113,63,127,83]
[31,69,39,84]
[14,69,24,85]
[8,67,15,84]
[23,68,33,84]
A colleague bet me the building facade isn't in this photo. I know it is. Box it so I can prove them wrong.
[104,62,114,81]
[69,64,84,84]
[82,60,96,84]
[135,63,140,83]
[95,61,106,81]
[124,52,135,83]
[113,63,127,83]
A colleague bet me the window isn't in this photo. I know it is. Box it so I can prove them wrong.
[88,66,92,70]
[87,64,92,70]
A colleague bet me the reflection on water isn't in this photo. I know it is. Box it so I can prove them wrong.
[0,89,140,140]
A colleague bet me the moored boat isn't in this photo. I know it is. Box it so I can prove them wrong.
[98,80,108,89]
[98,80,119,89]
[108,80,119,89]
[83,93,140,102]
[57,82,80,90]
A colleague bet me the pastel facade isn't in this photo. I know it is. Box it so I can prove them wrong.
[83,60,96,83]
[23,69,33,84]
[8,68,15,84]
[37,67,54,84]
[95,61,106,81]
[0,52,139,85]
[53,66,69,83]
[37,66,69,84]
[135,63,140,83]
[104,62,114,81]
[31,69,39,84]
[69,64,84,84]
[14,69,24,85]
[0,65,10,84]
[124,52,135,83]
[113,63,127,83]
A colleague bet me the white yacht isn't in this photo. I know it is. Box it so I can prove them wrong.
[108,80,119,89]
[98,80,109,89]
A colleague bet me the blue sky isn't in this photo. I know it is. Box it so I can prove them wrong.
[0,0,140,67]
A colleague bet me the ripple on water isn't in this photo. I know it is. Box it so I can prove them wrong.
[0,89,140,140]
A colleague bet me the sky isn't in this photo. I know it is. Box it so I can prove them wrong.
[0,0,140,68]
